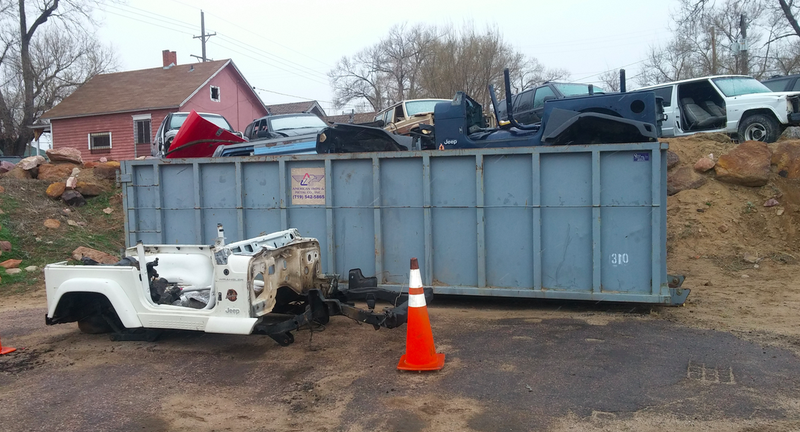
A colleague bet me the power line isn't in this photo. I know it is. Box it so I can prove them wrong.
[100,7,194,36]
[573,59,649,82]
[254,87,363,112]
[104,3,333,87]
[166,0,334,70]
[214,34,329,79]
[211,39,330,86]
[103,3,197,33]
[518,28,661,51]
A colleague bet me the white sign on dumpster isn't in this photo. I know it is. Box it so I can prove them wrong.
[291,167,326,205]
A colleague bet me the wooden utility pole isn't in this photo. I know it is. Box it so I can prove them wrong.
[192,10,216,62]
[740,14,748,75]
[711,27,717,75]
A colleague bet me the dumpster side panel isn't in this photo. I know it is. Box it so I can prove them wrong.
[379,159,425,285]
[121,143,674,303]
[431,157,478,287]
[242,162,282,238]
[332,159,376,280]
[484,155,533,288]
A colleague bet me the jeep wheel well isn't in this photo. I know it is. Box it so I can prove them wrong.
[271,286,307,315]
[51,292,120,325]
[741,108,780,125]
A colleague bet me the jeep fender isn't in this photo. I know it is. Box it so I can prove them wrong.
[49,278,142,328]
[740,107,784,123]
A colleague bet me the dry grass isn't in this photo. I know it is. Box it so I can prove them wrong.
[0,177,125,294]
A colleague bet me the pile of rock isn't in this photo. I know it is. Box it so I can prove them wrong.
[0,148,120,207]
[667,140,800,195]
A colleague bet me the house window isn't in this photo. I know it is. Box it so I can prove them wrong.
[210,86,220,102]
[88,132,112,153]
[133,114,151,144]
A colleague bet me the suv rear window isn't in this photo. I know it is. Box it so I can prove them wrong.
[552,83,605,96]
[653,87,673,107]
[763,79,790,92]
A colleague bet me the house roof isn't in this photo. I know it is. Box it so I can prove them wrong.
[325,112,377,124]
[43,60,257,120]
[265,101,326,117]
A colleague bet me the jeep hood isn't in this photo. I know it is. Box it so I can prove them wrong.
[730,91,800,101]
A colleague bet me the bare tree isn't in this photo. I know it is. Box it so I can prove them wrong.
[329,45,388,111]
[637,0,767,86]
[328,23,436,111]
[329,23,562,112]
[377,23,436,102]
[507,57,569,93]
[0,0,117,156]
[598,69,621,92]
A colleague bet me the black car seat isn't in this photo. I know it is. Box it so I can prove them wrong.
[681,98,725,130]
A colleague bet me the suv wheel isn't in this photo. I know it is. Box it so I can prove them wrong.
[738,114,779,143]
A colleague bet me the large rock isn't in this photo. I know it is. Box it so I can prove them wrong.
[46,182,66,199]
[18,155,45,170]
[3,166,32,179]
[61,190,86,207]
[93,161,120,180]
[771,141,800,179]
[46,147,83,165]
[44,219,61,229]
[694,157,715,172]
[38,163,79,181]
[0,161,16,173]
[781,126,800,139]
[667,166,707,195]
[72,246,118,264]
[75,181,104,197]
[0,259,22,269]
[667,151,680,169]
[714,141,771,187]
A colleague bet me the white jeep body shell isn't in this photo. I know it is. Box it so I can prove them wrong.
[45,229,328,335]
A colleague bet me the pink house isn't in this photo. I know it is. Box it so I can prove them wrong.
[42,51,267,161]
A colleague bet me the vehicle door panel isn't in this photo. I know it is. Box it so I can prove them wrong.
[532,86,556,124]
[513,90,535,124]
[653,86,677,137]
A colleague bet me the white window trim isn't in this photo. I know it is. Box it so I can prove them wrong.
[132,114,152,145]
[88,132,112,150]
[210,85,220,102]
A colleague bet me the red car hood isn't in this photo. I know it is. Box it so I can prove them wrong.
[166,110,245,158]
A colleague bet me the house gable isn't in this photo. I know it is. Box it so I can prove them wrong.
[182,63,268,131]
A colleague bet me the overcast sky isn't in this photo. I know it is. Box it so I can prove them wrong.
[96,0,681,115]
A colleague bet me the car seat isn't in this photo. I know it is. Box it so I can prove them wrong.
[681,98,726,130]
[703,100,726,118]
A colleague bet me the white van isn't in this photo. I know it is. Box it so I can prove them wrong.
[636,75,800,142]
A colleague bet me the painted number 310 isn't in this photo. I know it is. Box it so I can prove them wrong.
[610,253,629,265]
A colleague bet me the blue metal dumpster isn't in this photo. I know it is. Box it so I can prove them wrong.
[121,142,688,305]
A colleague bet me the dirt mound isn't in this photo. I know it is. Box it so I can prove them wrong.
[664,135,800,266]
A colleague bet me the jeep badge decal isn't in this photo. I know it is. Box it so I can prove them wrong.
[226,289,237,301]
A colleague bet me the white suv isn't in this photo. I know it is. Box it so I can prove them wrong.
[637,75,800,142]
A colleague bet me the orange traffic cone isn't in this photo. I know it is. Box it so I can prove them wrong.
[397,257,445,371]
[0,335,16,355]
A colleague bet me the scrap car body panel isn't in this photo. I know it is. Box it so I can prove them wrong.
[120,140,687,305]
[45,228,414,342]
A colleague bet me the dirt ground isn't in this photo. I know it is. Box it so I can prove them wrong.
[662,135,800,350]
[2,136,800,431]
